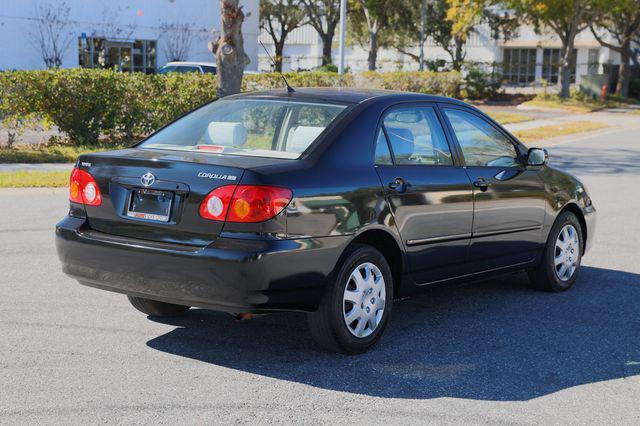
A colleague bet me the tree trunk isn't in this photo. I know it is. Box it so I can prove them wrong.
[452,36,464,71]
[616,40,631,98]
[274,40,285,72]
[368,31,378,71]
[320,29,335,66]
[216,0,250,97]
[558,43,574,99]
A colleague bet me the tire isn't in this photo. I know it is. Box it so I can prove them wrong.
[307,244,393,354]
[528,211,583,292]
[127,295,190,317]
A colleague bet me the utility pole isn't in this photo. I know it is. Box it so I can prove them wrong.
[338,0,347,74]
[419,0,426,71]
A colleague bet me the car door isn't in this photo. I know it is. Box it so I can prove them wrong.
[374,104,475,284]
[440,106,546,271]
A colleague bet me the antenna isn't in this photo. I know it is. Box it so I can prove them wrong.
[259,40,295,93]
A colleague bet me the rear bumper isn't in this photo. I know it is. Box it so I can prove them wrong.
[55,216,350,313]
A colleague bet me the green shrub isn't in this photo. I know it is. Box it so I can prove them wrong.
[242,71,354,91]
[354,71,462,97]
[0,71,47,147]
[462,66,502,100]
[315,64,338,73]
[1,69,466,146]
[0,69,218,145]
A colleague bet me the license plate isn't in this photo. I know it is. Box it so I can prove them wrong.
[127,189,173,222]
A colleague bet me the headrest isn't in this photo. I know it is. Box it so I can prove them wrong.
[385,127,414,159]
[288,126,324,153]
[203,122,247,147]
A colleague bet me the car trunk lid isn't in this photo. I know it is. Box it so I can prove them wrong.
[76,148,258,246]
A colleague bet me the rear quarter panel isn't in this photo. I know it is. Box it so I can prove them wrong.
[226,99,400,243]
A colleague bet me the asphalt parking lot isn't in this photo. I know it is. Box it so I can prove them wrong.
[2,114,640,424]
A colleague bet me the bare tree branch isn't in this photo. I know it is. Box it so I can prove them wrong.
[159,23,208,62]
[99,7,136,40]
[30,2,75,68]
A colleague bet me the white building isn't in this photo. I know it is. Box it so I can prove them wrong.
[260,20,633,87]
[0,0,260,72]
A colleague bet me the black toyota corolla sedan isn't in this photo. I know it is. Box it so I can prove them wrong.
[56,88,596,353]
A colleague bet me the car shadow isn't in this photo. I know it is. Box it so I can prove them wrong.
[146,266,640,401]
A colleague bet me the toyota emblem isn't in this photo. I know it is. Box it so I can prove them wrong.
[140,172,155,187]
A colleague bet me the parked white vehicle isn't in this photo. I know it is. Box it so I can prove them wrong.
[158,61,217,75]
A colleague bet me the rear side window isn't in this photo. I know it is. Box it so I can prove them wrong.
[380,106,453,166]
[139,99,348,159]
[375,129,392,165]
[443,109,519,168]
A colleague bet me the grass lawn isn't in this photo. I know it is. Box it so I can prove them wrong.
[0,170,69,188]
[483,110,534,125]
[0,143,128,163]
[512,121,609,143]
[520,96,639,113]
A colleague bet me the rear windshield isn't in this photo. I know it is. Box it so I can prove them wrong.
[139,98,348,159]
[158,66,201,74]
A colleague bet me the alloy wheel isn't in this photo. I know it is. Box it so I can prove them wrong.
[554,224,580,281]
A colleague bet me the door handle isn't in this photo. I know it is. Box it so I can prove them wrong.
[473,177,491,192]
[388,177,409,193]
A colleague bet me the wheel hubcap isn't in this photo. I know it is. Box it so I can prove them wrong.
[342,262,386,338]
[554,224,580,281]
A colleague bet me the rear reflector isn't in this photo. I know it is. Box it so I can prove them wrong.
[69,168,102,206]
[199,185,292,223]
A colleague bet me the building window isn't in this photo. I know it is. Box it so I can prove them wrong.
[502,48,537,85]
[79,37,157,73]
[588,48,600,75]
[542,48,576,84]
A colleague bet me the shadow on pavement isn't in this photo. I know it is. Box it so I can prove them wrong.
[549,147,640,175]
[146,266,640,401]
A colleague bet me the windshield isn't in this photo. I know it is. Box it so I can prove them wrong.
[140,98,348,159]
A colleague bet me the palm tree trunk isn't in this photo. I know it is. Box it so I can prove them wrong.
[216,0,250,97]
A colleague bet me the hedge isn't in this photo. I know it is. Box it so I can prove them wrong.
[0,69,463,146]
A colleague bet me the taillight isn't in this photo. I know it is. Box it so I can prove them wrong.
[199,185,292,223]
[199,185,235,221]
[69,167,102,206]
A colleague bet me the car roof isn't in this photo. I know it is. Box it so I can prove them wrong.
[164,61,217,67]
[230,87,469,106]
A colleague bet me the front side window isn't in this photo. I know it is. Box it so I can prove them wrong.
[139,99,347,159]
[444,109,519,168]
[381,106,453,166]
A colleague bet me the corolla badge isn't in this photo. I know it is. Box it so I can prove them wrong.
[197,172,237,181]
[140,172,156,187]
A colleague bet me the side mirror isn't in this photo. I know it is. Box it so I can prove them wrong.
[527,148,548,166]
